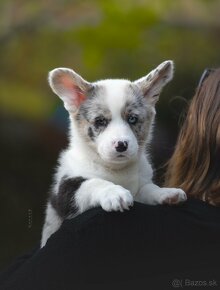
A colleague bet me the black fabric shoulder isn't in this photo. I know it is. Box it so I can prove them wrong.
[1,200,220,290]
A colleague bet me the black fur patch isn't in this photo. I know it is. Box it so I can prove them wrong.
[50,176,86,219]
[88,127,95,140]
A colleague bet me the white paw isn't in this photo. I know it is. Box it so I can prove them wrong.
[159,187,187,205]
[100,185,134,212]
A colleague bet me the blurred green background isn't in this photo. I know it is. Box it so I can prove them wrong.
[1,0,220,270]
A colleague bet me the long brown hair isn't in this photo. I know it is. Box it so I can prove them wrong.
[165,69,220,206]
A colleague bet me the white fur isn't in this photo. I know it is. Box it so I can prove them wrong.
[95,80,138,163]
[41,61,187,247]
[41,203,62,247]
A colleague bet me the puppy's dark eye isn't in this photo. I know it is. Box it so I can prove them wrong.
[127,115,138,125]
[94,116,108,128]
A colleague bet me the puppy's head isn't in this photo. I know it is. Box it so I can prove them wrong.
[49,61,174,165]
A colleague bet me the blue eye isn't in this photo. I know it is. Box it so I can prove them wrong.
[127,115,138,125]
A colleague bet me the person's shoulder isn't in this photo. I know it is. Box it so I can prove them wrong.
[180,197,220,222]
[62,202,167,230]
[61,198,218,229]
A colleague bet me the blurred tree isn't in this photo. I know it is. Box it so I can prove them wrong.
[0,0,220,120]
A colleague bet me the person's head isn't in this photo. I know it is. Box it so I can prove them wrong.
[165,68,220,206]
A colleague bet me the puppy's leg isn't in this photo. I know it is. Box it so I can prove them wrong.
[135,183,187,205]
[75,178,134,213]
[41,176,133,247]
[41,176,87,247]
[41,203,62,247]
[52,176,133,215]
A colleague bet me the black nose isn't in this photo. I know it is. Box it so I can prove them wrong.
[115,141,128,152]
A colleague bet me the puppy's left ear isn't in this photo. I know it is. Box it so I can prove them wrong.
[134,60,174,105]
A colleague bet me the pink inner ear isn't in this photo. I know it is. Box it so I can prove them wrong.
[60,75,86,107]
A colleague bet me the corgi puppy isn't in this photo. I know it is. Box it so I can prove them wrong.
[41,60,186,247]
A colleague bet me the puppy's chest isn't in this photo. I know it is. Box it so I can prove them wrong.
[105,169,139,195]
[61,149,141,194]
[89,166,139,195]
[67,159,139,195]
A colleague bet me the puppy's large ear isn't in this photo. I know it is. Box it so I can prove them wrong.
[48,68,93,112]
[134,60,174,105]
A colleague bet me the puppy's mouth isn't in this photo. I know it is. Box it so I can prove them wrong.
[99,152,137,165]
[117,154,126,158]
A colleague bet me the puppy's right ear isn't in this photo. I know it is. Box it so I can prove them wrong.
[48,68,93,112]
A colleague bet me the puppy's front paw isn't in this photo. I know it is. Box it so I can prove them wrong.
[159,188,187,205]
[100,185,133,212]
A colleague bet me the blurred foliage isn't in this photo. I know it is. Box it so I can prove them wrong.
[0,0,220,119]
[1,0,220,270]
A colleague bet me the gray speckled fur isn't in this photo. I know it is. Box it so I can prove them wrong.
[73,83,154,146]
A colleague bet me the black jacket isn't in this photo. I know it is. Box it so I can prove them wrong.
[0,198,220,290]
